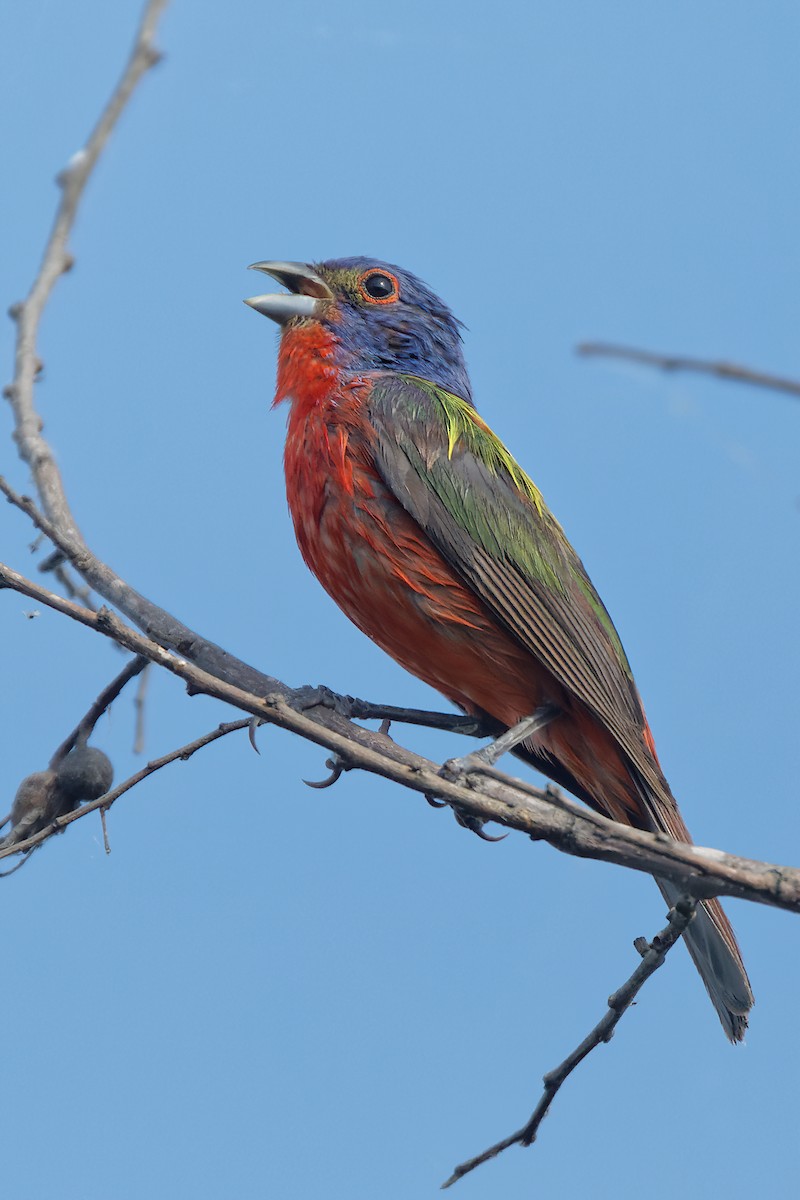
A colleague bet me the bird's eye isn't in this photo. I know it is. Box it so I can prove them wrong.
[358,269,400,305]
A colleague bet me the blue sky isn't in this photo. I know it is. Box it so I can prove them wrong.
[2,3,800,1197]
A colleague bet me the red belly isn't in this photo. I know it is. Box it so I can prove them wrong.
[281,377,641,826]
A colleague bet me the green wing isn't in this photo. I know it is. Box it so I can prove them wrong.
[367,373,650,756]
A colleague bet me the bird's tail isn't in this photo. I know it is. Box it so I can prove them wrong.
[506,721,754,1038]
[657,877,753,1042]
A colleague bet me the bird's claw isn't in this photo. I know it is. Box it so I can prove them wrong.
[425,793,448,808]
[304,755,347,789]
[424,789,506,840]
[248,717,263,754]
[454,809,507,842]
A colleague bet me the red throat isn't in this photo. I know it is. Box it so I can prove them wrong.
[273,321,341,410]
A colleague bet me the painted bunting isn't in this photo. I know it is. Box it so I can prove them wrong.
[245,258,753,1040]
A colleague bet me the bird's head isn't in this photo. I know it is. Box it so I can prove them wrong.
[245,257,471,402]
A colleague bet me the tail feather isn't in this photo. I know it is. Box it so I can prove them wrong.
[658,878,753,1042]
[507,729,755,1039]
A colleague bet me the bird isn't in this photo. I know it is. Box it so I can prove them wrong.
[245,257,753,1040]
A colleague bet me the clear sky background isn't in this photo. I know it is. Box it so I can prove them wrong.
[2,3,800,1198]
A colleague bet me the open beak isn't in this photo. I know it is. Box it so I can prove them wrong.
[244,261,333,325]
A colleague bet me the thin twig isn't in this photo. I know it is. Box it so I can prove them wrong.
[442,897,697,1188]
[1,556,799,915]
[0,849,36,878]
[49,655,148,766]
[6,0,168,541]
[0,473,295,703]
[133,663,151,753]
[39,551,98,611]
[2,720,252,859]
[576,342,800,399]
[100,808,111,855]
[2,3,237,703]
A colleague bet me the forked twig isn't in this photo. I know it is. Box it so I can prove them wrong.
[1,719,252,859]
[442,897,697,1188]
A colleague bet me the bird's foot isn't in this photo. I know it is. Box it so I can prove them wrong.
[441,705,559,778]
[291,683,356,717]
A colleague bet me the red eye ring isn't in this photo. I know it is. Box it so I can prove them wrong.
[357,268,400,305]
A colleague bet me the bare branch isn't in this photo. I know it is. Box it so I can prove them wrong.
[0,474,296,704]
[442,897,697,1188]
[2,479,487,752]
[1,557,799,917]
[133,664,151,754]
[49,655,149,766]
[4,3,789,1179]
[6,0,168,542]
[0,0,261,713]
[576,341,800,399]
[2,720,252,858]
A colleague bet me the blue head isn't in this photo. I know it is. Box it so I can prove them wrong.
[245,257,472,403]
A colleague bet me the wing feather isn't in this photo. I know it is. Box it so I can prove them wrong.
[367,374,667,806]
